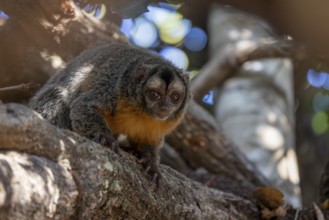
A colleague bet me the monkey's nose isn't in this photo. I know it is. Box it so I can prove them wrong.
[160,100,171,110]
[160,106,169,112]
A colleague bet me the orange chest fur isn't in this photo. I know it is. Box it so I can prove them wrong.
[101,99,181,145]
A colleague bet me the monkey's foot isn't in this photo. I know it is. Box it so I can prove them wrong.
[137,156,162,190]
[92,131,120,154]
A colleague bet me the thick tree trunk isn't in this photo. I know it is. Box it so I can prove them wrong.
[1,103,328,219]
[0,103,261,219]
[167,101,269,190]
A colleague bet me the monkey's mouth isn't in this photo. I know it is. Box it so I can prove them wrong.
[155,113,169,121]
[154,111,170,121]
[150,104,173,121]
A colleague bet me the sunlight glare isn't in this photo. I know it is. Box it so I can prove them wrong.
[256,125,284,150]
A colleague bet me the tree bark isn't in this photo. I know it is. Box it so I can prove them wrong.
[0,0,128,102]
[0,103,262,219]
[167,101,269,190]
[0,103,328,219]
[191,37,305,102]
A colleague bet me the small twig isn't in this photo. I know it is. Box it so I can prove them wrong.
[0,83,40,92]
[313,203,325,220]
[294,209,300,220]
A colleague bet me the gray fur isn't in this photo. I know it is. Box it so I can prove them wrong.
[29,42,191,139]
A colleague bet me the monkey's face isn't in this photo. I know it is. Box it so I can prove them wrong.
[143,70,187,121]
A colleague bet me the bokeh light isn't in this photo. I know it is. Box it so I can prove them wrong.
[306,69,329,135]
[160,46,188,69]
[313,92,329,112]
[184,27,208,52]
[130,18,158,48]
[0,11,9,20]
[0,10,8,26]
[145,6,191,45]
[203,90,214,105]
[79,3,106,19]
[94,4,106,19]
[82,4,95,13]
[145,6,175,26]
[322,72,329,90]
[307,69,327,88]
[159,18,191,45]
[312,112,329,135]
[120,18,135,37]
[119,4,208,75]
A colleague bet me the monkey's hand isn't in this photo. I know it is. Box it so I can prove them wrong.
[136,146,161,189]
[92,131,120,154]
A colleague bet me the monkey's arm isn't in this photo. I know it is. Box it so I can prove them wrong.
[69,92,119,152]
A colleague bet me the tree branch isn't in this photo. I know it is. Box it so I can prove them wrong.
[0,83,40,92]
[0,103,262,219]
[0,0,128,102]
[0,103,328,219]
[0,152,78,219]
[167,100,270,190]
[191,39,306,101]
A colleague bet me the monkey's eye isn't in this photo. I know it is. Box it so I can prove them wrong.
[148,90,161,101]
[170,93,181,103]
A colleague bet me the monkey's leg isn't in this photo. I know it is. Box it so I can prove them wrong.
[135,144,162,187]
[69,93,119,153]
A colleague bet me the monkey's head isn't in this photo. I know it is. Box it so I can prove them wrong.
[140,67,191,121]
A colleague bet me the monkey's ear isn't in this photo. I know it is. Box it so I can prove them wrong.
[181,72,191,82]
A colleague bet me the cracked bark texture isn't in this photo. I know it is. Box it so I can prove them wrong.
[0,104,328,219]
[0,103,262,219]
